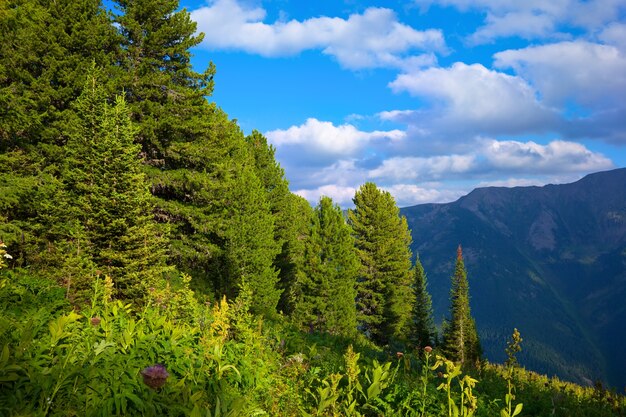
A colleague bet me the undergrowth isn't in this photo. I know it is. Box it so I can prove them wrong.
[0,269,624,416]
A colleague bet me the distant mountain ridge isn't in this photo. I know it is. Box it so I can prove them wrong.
[400,168,626,387]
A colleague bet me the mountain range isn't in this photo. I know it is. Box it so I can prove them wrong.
[400,168,626,388]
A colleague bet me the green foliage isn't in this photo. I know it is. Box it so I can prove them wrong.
[442,245,481,366]
[1,1,626,416]
[501,329,524,417]
[0,0,120,150]
[432,355,478,417]
[1,270,625,416]
[348,182,414,345]
[246,131,311,316]
[293,196,359,337]
[55,75,173,303]
[412,255,436,349]
[113,0,214,160]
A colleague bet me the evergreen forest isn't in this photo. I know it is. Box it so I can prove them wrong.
[1,0,625,415]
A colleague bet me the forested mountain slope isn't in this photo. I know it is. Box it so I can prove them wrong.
[402,168,626,387]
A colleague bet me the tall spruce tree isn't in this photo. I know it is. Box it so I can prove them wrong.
[58,75,172,302]
[222,148,282,317]
[348,183,414,345]
[293,197,359,337]
[113,0,214,161]
[0,0,120,151]
[442,245,481,366]
[411,254,436,349]
[245,131,310,315]
[0,0,120,266]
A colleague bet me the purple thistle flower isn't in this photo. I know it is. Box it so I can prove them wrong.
[141,364,169,389]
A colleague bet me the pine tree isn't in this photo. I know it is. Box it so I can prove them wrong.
[442,245,481,366]
[0,0,120,151]
[348,183,414,345]
[222,148,282,317]
[411,254,436,349]
[293,197,359,337]
[245,131,310,314]
[59,75,172,302]
[0,0,120,267]
[113,0,214,161]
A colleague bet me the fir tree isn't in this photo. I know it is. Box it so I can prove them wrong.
[348,183,414,345]
[60,75,172,302]
[294,197,359,337]
[222,148,282,317]
[113,0,214,161]
[245,131,310,314]
[411,254,436,349]
[442,245,481,366]
[0,0,120,267]
[0,0,120,151]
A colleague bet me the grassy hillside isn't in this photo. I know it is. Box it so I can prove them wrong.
[1,269,624,417]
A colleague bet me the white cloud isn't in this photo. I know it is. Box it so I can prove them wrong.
[381,184,466,207]
[494,41,626,109]
[468,11,559,45]
[294,183,465,208]
[266,118,404,158]
[415,0,626,43]
[191,0,445,70]
[388,62,558,136]
[276,125,614,208]
[369,155,476,182]
[480,139,614,173]
[294,185,358,207]
[599,23,626,51]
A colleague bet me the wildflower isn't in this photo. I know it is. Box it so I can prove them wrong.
[424,346,433,353]
[141,364,169,389]
[90,317,101,326]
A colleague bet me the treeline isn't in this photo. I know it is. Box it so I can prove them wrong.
[0,0,479,361]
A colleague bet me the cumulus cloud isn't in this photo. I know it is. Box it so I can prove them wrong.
[265,118,404,166]
[293,185,358,207]
[369,155,476,182]
[494,41,626,109]
[388,62,559,137]
[191,0,445,70]
[468,12,559,45]
[294,183,465,208]
[380,184,466,207]
[599,23,626,51]
[479,139,614,173]
[415,0,626,43]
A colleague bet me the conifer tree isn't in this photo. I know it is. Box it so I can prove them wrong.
[60,75,172,301]
[442,245,481,365]
[113,0,214,160]
[222,148,282,317]
[411,254,436,349]
[245,131,310,314]
[348,183,414,345]
[0,0,120,151]
[0,0,120,266]
[294,197,359,336]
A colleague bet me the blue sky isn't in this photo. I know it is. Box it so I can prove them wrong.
[181,0,626,207]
